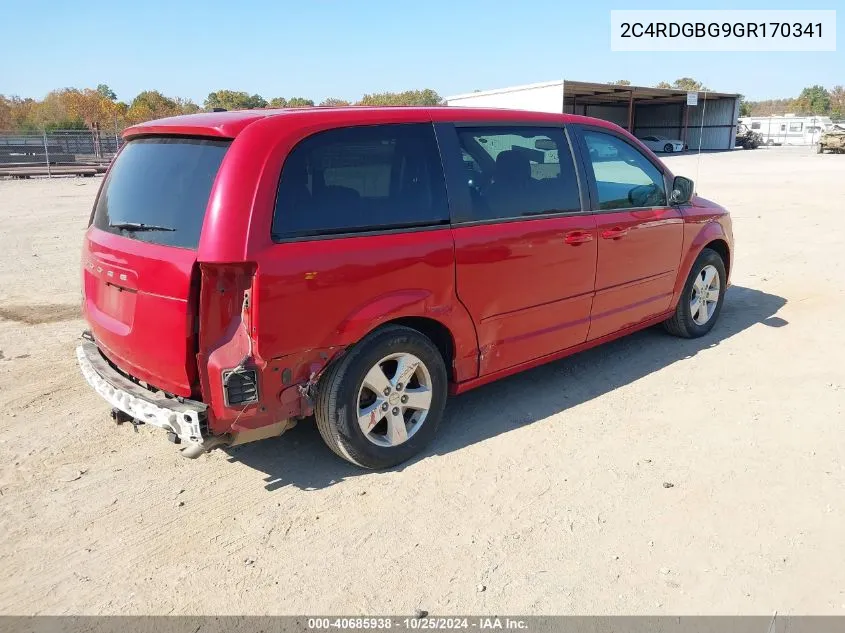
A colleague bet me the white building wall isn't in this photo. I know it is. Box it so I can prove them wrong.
[445,81,564,113]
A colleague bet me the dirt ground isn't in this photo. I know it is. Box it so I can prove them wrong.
[0,146,843,615]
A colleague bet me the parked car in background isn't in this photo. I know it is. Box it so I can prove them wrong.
[77,107,733,469]
[639,135,686,153]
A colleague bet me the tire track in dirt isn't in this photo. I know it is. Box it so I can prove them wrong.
[0,304,81,325]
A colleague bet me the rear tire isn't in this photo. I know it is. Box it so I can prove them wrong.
[664,248,727,338]
[663,143,674,153]
[314,325,447,469]
[817,144,825,154]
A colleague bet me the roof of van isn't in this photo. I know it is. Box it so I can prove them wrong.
[122,106,613,140]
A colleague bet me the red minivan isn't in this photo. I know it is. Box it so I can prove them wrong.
[78,107,733,468]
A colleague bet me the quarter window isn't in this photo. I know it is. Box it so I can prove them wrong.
[272,124,449,239]
[582,130,667,210]
[454,127,581,221]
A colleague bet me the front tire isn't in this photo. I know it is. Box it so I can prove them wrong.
[663,143,674,153]
[664,248,727,338]
[315,325,448,469]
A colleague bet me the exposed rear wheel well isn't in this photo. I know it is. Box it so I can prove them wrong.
[386,317,455,382]
[704,239,730,277]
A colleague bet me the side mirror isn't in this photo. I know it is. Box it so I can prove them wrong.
[670,176,694,205]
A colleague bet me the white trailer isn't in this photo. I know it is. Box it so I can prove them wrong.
[739,115,832,146]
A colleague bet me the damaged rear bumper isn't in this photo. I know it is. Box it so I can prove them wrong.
[76,339,208,446]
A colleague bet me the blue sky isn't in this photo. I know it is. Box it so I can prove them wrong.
[1,0,841,103]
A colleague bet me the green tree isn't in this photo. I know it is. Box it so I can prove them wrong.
[794,85,831,115]
[127,90,180,123]
[204,90,267,111]
[175,97,201,114]
[830,85,845,118]
[655,81,672,89]
[3,96,38,131]
[737,95,752,117]
[745,98,795,116]
[286,97,315,107]
[30,90,85,130]
[97,84,117,101]
[319,97,350,107]
[608,80,631,86]
[0,95,14,131]
[357,89,442,106]
[671,77,709,92]
[268,97,288,108]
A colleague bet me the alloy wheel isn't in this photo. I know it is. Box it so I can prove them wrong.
[356,352,433,447]
[690,264,720,325]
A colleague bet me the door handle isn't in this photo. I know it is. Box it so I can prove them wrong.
[600,226,629,240]
[564,230,594,245]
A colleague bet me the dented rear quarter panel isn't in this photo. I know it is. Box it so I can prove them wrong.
[192,110,481,433]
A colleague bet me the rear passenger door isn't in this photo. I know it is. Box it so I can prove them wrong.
[439,124,597,376]
[256,123,459,375]
[573,126,684,340]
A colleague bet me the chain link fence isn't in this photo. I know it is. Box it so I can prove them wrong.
[0,128,123,178]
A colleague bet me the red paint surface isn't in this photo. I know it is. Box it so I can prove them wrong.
[82,107,733,436]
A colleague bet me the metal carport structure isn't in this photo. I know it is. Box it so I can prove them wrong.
[445,80,741,151]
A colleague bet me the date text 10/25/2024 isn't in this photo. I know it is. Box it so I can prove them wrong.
[307,618,528,631]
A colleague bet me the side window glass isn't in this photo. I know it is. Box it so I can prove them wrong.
[582,130,667,210]
[273,123,448,239]
[455,127,580,221]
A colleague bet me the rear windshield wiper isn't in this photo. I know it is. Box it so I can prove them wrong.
[109,221,176,232]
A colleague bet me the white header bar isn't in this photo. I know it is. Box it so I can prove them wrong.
[611,10,836,52]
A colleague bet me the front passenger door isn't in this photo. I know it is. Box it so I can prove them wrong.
[575,127,684,340]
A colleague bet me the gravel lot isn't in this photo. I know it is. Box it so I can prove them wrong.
[1,147,843,615]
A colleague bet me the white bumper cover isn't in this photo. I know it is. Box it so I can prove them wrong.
[76,341,206,444]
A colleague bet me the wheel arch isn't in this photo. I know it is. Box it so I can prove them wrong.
[382,316,456,382]
[671,226,732,308]
[703,238,731,279]
[332,290,479,384]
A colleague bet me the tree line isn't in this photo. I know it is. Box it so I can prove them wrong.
[741,85,844,118]
[0,85,444,133]
[4,79,842,133]
[607,78,844,118]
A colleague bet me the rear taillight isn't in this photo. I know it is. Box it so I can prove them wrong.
[197,262,257,353]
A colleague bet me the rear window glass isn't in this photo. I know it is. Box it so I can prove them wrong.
[272,123,449,239]
[92,137,231,249]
